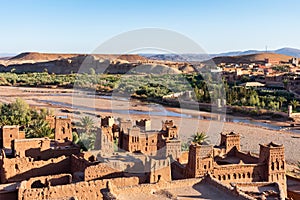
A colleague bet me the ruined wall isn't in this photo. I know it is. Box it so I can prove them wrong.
[84,163,122,181]
[70,154,93,174]
[0,156,71,183]
[13,138,80,160]
[21,174,72,188]
[13,138,51,158]
[204,175,254,200]
[18,177,139,200]
[110,177,202,198]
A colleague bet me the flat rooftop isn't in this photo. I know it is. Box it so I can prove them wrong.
[116,181,240,200]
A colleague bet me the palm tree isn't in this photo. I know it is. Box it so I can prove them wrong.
[26,119,54,138]
[278,96,287,110]
[80,116,95,134]
[190,132,209,145]
[290,99,299,110]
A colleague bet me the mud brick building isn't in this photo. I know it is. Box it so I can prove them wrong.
[118,119,181,159]
[46,115,72,142]
[182,132,287,197]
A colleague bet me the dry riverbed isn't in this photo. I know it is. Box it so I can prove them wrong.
[0,86,299,168]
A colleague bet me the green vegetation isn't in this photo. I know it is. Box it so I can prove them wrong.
[0,72,298,113]
[0,99,53,138]
[272,65,290,72]
[181,142,190,151]
[78,116,96,151]
[290,99,299,110]
[190,132,209,145]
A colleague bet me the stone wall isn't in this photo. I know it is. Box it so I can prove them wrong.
[18,177,139,200]
[0,156,71,183]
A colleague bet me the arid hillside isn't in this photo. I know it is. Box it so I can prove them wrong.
[0,52,191,74]
[10,52,79,61]
[207,53,294,65]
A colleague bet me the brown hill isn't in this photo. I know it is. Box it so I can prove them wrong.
[208,53,294,65]
[116,54,147,62]
[10,52,80,61]
[10,52,148,63]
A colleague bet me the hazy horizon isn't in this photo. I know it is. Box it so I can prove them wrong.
[1,46,300,57]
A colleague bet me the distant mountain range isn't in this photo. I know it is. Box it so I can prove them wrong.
[143,47,300,62]
[0,53,16,60]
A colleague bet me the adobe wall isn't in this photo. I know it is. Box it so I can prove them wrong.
[138,133,158,155]
[13,138,51,158]
[84,163,123,181]
[110,177,202,198]
[0,156,71,183]
[171,161,185,179]
[234,182,285,200]
[234,151,259,163]
[0,126,25,149]
[29,147,80,161]
[21,174,72,188]
[212,163,265,183]
[287,175,300,200]
[96,126,114,154]
[178,151,189,164]
[54,117,72,142]
[45,116,55,129]
[70,154,94,174]
[46,116,73,142]
[149,159,171,183]
[18,177,139,200]
[165,140,181,160]
[204,175,255,200]
[13,138,80,161]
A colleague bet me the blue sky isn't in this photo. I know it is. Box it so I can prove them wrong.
[1,0,300,54]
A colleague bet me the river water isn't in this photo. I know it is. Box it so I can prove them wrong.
[39,93,300,134]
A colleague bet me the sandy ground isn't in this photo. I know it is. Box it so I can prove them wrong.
[0,86,299,167]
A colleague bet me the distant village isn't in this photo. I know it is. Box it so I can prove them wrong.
[0,115,298,199]
[219,56,300,90]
